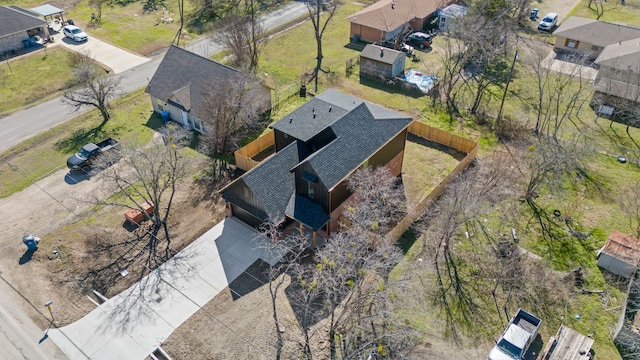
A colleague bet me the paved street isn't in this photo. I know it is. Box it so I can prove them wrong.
[0,1,308,153]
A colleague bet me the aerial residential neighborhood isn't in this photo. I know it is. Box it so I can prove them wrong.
[0,0,639,358]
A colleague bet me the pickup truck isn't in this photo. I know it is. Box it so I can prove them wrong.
[66,138,120,171]
[488,309,541,360]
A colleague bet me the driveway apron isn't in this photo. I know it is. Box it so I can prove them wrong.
[58,36,150,74]
[48,218,287,360]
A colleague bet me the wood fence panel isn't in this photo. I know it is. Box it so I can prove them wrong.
[234,131,275,171]
[385,122,478,243]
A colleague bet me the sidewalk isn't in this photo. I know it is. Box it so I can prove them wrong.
[48,218,287,360]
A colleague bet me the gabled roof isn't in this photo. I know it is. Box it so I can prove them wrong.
[225,89,412,228]
[347,0,442,32]
[601,230,640,265]
[222,140,310,223]
[595,37,640,70]
[553,16,640,47]
[146,45,240,118]
[0,5,47,37]
[296,101,411,189]
[361,44,405,65]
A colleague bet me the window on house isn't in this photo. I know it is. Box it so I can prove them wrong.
[564,39,579,49]
[187,113,203,133]
[307,181,315,200]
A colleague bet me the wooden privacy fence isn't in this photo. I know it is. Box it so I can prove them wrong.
[234,131,275,171]
[386,121,479,243]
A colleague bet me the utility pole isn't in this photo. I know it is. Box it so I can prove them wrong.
[496,49,518,128]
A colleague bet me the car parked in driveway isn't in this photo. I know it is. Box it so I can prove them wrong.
[62,25,88,42]
[405,32,432,49]
[538,13,558,31]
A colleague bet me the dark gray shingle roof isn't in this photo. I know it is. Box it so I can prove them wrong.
[297,102,412,189]
[285,194,330,231]
[222,140,310,222]
[146,45,239,119]
[0,6,46,37]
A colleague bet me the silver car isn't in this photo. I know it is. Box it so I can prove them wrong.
[62,25,88,42]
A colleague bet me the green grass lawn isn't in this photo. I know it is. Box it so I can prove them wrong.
[0,89,158,198]
[569,0,640,26]
[0,47,74,116]
[65,0,193,56]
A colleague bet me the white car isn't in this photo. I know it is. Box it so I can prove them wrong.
[62,25,88,42]
[538,13,558,31]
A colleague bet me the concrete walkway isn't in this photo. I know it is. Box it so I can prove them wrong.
[48,218,287,360]
[541,50,599,81]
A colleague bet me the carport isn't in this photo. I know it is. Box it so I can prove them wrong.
[30,3,65,24]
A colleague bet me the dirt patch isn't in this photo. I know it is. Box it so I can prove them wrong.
[0,161,227,327]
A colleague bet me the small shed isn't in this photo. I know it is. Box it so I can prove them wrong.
[359,44,405,80]
[29,3,65,23]
[438,4,468,32]
[541,324,594,360]
[597,230,640,278]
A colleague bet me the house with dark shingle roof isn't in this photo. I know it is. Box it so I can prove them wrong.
[221,89,413,238]
[347,0,446,43]
[553,17,640,119]
[145,45,271,133]
[360,44,406,80]
[0,5,48,54]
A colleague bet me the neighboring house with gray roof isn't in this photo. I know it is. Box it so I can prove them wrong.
[553,17,640,120]
[592,39,640,121]
[360,44,406,80]
[221,89,413,237]
[0,5,48,54]
[145,45,271,133]
[553,16,640,58]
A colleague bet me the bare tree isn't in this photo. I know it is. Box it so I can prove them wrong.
[306,0,341,92]
[199,72,269,154]
[620,183,640,239]
[214,6,263,70]
[264,167,416,359]
[513,136,592,241]
[95,123,193,266]
[63,52,121,123]
[526,45,593,140]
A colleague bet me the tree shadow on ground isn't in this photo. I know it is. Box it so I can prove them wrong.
[359,77,426,98]
[54,122,123,154]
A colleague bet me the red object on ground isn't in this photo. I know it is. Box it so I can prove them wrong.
[124,201,154,225]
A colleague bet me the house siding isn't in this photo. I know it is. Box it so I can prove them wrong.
[0,32,28,53]
[350,23,386,43]
[274,130,295,152]
[597,253,637,278]
[294,163,329,211]
[553,36,601,59]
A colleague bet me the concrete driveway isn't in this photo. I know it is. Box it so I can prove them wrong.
[48,218,287,360]
[57,35,150,74]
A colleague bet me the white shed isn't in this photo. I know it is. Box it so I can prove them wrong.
[438,4,468,32]
[597,231,640,278]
